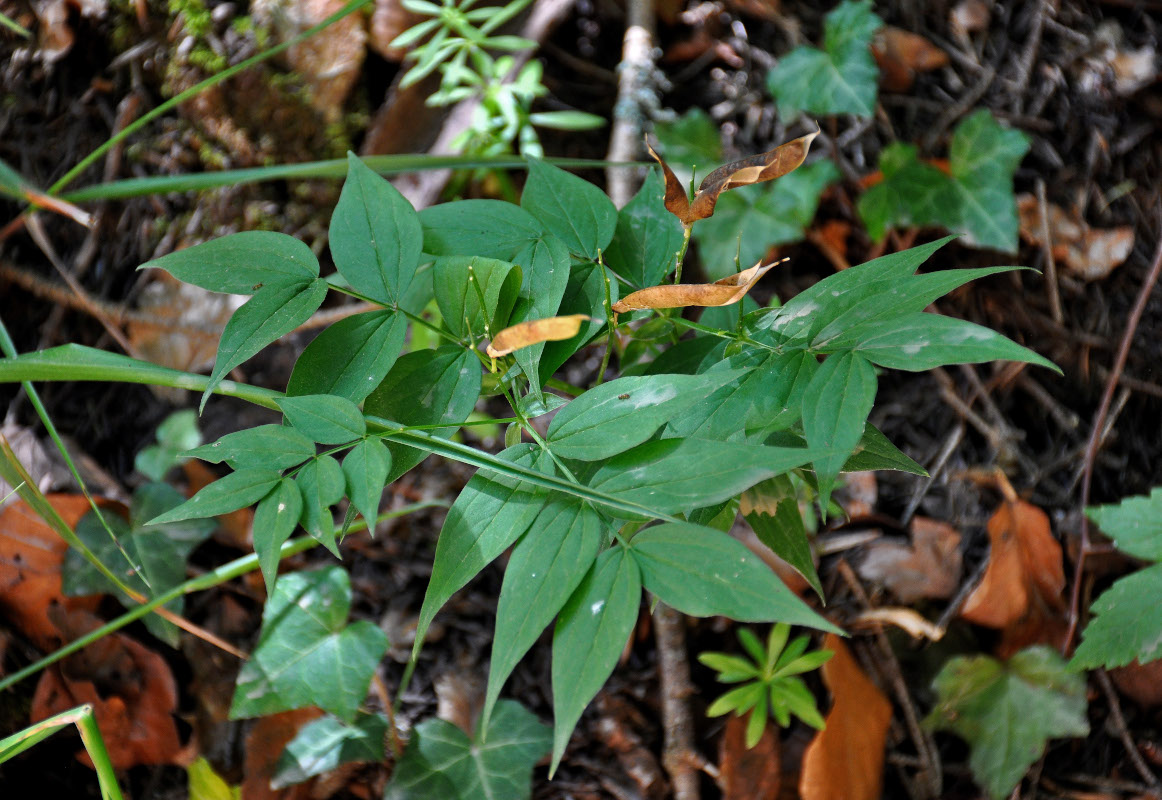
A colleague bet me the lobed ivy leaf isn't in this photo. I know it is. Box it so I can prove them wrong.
[273,713,387,789]
[521,159,617,260]
[231,566,389,724]
[652,107,722,188]
[384,699,550,800]
[286,310,409,403]
[766,0,883,118]
[926,647,1088,800]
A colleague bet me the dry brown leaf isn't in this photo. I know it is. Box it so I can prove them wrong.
[611,259,782,314]
[129,273,244,373]
[872,26,950,92]
[836,470,877,518]
[851,608,945,641]
[960,494,1067,656]
[799,635,892,800]
[950,0,990,35]
[719,713,779,799]
[243,708,323,800]
[485,314,592,357]
[726,0,780,22]
[1110,659,1162,707]
[368,0,425,61]
[1016,194,1135,281]
[857,516,962,603]
[30,623,182,769]
[647,131,818,227]
[0,495,104,651]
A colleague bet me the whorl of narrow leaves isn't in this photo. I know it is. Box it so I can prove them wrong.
[611,259,784,314]
[647,130,819,226]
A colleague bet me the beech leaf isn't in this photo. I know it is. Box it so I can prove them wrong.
[486,314,592,357]
[611,259,782,314]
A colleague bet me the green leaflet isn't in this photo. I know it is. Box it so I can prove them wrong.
[384,700,549,800]
[604,168,685,289]
[341,438,390,529]
[277,394,367,445]
[587,436,821,516]
[538,261,618,383]
[547,371,741,460]
[743,475,823,599]
[766,0,882,118]
[185,424,315,471]
[140,230,319,294]
[801,351,877,511]
[147,467,283,525]
[628,522,838,631]
[230,566,389,724]
[414,445,553,658]
[364,346,483,483]
[509,235,571,394]
[273,713,387,789]
[550,546,641,774]
[295,455,346,555]
[253,478,303,595]
[286,310,408,403]
[330,153,421,306]
[420,199,545,259]
[484,499,604,729]
[926,647,1088,800]
[433,255,522,340]
[521,159,617,260]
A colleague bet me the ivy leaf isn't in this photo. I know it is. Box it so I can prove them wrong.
[926,647,1088,800]
[857,142,951,243]
[286,310,409,403]
[384,700,550,800]
[604,168,686,289]
[766,0,883,118]
[277,394,367,445]
[521,159,617,260]
[273,713,387,789]
[185,424,316,471]
[230,566,389,724]
[693,160,839,279]
[550,546,641,774]
[330,153,422,305]
[140,231,319,294]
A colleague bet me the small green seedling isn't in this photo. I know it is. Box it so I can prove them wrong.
[699,623,833,748]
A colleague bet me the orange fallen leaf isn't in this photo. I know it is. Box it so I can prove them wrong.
[485,314,592,358]
[1016,194,1135,281]
[719,713,780,800]
[243,708,324,800]
[799,635,892,800]
[648,131,818,227]
[612,259,783,314]
[1110,659,1162,707]
[857,516,962,603]
[872,26,949,93]
[0,495,104,651]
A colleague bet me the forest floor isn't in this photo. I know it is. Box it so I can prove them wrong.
[2,0,1162,798]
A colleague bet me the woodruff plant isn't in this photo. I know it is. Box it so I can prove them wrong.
[0,132,1057,791]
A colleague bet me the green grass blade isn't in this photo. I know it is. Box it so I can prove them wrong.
[0,10,31,37]
[0,705,125,800]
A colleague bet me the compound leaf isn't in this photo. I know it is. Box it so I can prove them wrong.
[286,310,409,403]
[147,467,282,525]
[295,455,346,556]
[420,199,545,260]
[277,394,366,445]
[342,438,391,528]
[521,159,616,260]
[433,255,522,340]
[186,424,315,472]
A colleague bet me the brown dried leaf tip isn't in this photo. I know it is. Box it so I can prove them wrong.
[612,258,786,314]
[486,314,592,357]
[647,129,820,227]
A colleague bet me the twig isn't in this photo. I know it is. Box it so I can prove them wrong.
[605,0,656,208]
[1094,668,1162,793]
[1035,180,1064,324]
[901,423,964,527]
[1010,0,1047,113]
[921,64,997,151]
[1065,229,1162,652]
[654,603,700,800]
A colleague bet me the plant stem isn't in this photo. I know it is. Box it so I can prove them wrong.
[597,258,616,385]
[672,225,692,285]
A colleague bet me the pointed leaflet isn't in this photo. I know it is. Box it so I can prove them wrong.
[550,546,641,774]
[766,0,882,118]
[844,424,926,475]
[742,475,824,599]
[433,255,522,340]
[604,168,686,289]
[420,199,545,259]
[384,700,550,800]
[277,395,366,445]
[521,159,616,260]
[147,467,282,525]
[538,262,618,383]
[801,351,877,510]
[612,259,781,313]
[628,522,838,630]
[253,478,303,595]
[484,499,604,729]
[926,647,1088,800]
[588,436,820,517]
[202,277,328,410]
[693,160,838,279]
[547,370,743,460]
[330,153,421,305]
[273,713,387,789]
[185,424,315,471]
[295,455,346,556]
[286,310,409,403]
[508,235,571,389]
[342,438,390,529]
[140,230,319,294]
[414,445,553,659]
[364,346,482,483]
[231,566,389,724]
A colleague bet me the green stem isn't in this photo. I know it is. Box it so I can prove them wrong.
[75,707,123,800]
[47,0,372,196]
[672,225,692,285]
[596,257,616,386]
[545,377,584,397]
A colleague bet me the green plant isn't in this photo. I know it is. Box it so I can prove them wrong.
[0,705,124,800]
[699,623,832,748]
[0,133,1058,794]
[392,0,603,159]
